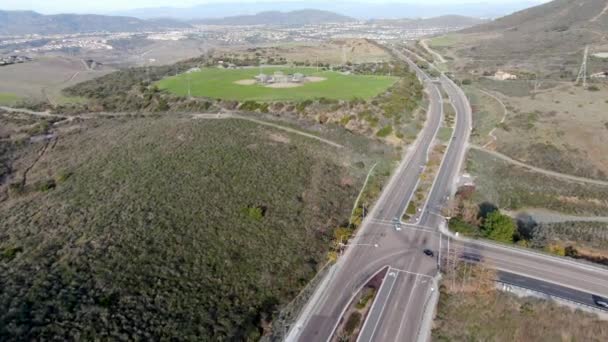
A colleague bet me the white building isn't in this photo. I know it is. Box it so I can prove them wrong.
[493,71,517,81]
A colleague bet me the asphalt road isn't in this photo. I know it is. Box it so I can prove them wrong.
[497,271,608,310]
[287,47,608,342]
[286,51,445,342]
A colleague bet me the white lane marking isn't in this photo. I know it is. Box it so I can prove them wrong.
[357,267,399,342]
[394,275,421,342]
[388,267,434,280]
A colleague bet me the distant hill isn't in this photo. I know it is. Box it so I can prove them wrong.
[116,1,542,20]
[464,0,608,34]
[191,9,354,26]
[370,15,487,29]
[0,10,192,36]
[441,0,608,75]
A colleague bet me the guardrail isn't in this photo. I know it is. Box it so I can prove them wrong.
[496,280,608,314]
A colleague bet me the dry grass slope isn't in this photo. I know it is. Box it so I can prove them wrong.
[433,264,608,341]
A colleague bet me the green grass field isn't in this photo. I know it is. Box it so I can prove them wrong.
[157,67,398,101]
[428,34,460,48]
[0,93,20,106]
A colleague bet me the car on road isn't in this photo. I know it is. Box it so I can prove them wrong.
[460,252,482,263]
[393,217,402,231]
[592,295,608,309]
[423,249,434,257]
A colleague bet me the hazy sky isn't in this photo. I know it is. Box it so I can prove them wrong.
[1,0,548,14]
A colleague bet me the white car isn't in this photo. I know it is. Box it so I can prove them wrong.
[593,295,608,309]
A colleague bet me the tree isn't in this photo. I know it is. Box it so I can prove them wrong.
[481,211,516,243]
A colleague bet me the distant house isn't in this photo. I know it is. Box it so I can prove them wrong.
[493,71,517,81]
[0,55,32,67]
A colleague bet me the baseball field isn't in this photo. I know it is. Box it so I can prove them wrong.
[157,67,398,101]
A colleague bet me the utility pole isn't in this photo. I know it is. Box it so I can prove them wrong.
[187,73,191,98]
[438,234,442,270]
[576,45,589,87]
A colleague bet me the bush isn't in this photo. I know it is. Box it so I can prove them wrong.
[462,79,472,85]
[545,243,566,256]
[239,101,261,112]
[449,218,480,237]
[296,99,313,112]
[0,246,23,262]
[376,125,393,138]
[340,115,354,126]
[35,179,56,192]
[56,170,73,183]
[242,206,265,221]
[344,312,362,335]
[481,211,516,243]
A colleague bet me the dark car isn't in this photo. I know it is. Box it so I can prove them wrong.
[460,252,482,263]
[592,295,608,309]
[423,249,434,257]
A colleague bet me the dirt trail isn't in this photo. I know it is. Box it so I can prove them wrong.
[505,208,608,224]
[478,89,508,149]
[3,105,345,148]
[0,106,54,117]
[420,39,446,64]
[590,1,608,22]
[470,145,608,186]
[193,113,344,148]
[18,136,57,188]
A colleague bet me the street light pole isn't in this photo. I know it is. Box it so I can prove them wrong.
[438,234,442,269]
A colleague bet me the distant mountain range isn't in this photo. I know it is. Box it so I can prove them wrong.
[0,10,191,36]
[114,1,543,20]
[0,9,489,36]
[370,15,487,28]
[193,9,354,26]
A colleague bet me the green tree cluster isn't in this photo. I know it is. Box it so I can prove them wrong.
[481,211,516,243]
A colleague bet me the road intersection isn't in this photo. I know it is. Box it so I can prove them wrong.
[286,47,608,342]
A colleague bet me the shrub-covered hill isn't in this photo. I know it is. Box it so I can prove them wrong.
[0,116,375,340]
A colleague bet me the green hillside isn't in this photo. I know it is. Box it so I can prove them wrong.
[0,115,390,340]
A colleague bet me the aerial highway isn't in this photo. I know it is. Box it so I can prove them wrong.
[285,49,446,342]
[286,46,608,342]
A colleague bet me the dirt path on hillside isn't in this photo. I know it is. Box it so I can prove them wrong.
[478,89,508,149]
[591,1,608,22]
[2,105,345,149]
[505,208,608,224]
[420,39,446,64]
[193,113,344,148]
[471,145,608,186]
